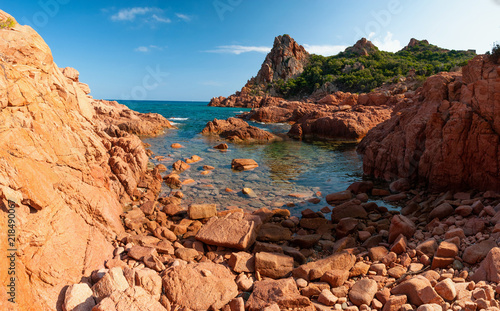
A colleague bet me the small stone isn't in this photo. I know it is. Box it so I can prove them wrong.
[349,279,377,306]
[318,289,338,306]
[434,278,456,301]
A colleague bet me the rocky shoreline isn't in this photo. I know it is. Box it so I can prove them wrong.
[63,162,500,311]
[1,9,500,311]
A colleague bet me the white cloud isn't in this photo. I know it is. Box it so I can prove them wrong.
[303,44,347,56]
[206,45,271,55]
[111,7,153,21]
[134,45,164,53]
[176,13,192,22]
[371,32,402,52]
[152,14,171,23]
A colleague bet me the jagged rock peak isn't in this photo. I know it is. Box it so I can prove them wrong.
[402,38,431,51]
[254,34,310,85]
[407,38,430,48]
[344,38,378,56]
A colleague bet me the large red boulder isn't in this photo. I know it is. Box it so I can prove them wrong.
[358,56,500,191]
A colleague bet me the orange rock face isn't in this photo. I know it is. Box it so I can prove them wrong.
[0,11,169,311]
[202,117,276,142]
[358,55,500,191]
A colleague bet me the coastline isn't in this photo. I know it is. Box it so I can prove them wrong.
[1,9,500,311]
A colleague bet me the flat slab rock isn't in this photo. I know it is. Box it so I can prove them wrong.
[162,261,238,310]
[195,212,262,250]
[231,158,259,171]
[246,278,315,311]
[293,251,356,281]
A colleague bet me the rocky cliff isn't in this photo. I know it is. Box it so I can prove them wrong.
[253,34,310,88]
[0,11,172,310]
[358,55,500,191]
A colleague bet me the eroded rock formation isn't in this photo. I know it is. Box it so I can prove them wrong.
[0,11,171,310]
[358,55,500,191]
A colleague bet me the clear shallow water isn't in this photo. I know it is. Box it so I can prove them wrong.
[118,100,383,216]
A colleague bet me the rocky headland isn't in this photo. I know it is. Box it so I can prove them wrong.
[2,9,500,311]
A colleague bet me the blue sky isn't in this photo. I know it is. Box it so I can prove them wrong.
[2,0,499,101]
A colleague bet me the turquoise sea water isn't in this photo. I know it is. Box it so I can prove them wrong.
[119,100,371,216]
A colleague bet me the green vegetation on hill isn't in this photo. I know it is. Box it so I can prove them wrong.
[487,42,500,64]
[0,17,16,29]
[274,41,476,97]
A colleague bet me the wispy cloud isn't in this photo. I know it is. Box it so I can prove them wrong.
[303,44,347,56]
[176,13,192,22]
[111,7,153,21]
[134,45,164,53]
[152,14,171,23]
[206,45,271,55]
[370,32,402,52]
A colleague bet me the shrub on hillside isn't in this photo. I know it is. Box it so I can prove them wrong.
[0,17,15,29]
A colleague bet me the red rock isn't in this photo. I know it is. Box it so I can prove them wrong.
[381,295,407,311]
[320,269,350,287]
[435,241,458,258]
[472,247,500,282]
[428,203,454,220]
[257,223,292,242]
[299,218,328,230]
[431,256,454,269]
[93,287,167,311]
[384,193,407,202]
[135,268,162,300]
[214,143,228,150]
[389,178,411,193]
[162,262,238,310]
[388,215,416,243]
[463,218,486,236]
[63,283,96,311]
[246,278,314,311]
[444,228,465,239]
[325,190,353,203]
[336,217,359,237]
[195,212,262,250]
[291,234,321,248]
[172,160,190,172]
[347,181,374,194]
[202,118,275,142]
[140,200,158,216]
[174,248,199,261]
[463,239,497,264]
[231,158,259,171]
[359,56,500,192]
[331,200,368,222]
[188,203,217,220]
[255,252,294,279]
[349,279,378,306]
[293,252,356,281]
[391,234,407,254]
[0,11,172,309]
[434,278,456,301]
[228,252,255,273]
[391,275,443,306]
[372,188,390,196]
[369,246,389,262]
[171,143,183,148]
[415,239,438,257]
[92,268,130,302]
[318,289,338,306]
